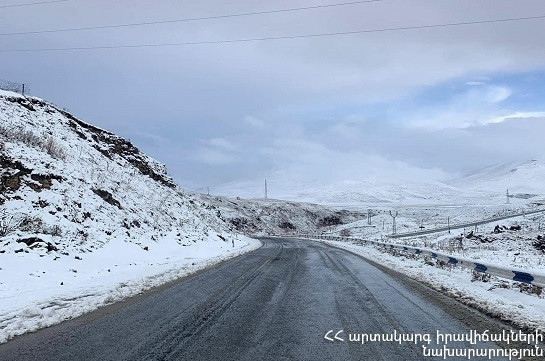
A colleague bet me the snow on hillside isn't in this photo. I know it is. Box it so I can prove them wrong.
[217,160,545,207]
[285,180,482,206]
[217,177,495,207]
[195,195,366,236]
[0,90,260,342]
[449,160,545,198]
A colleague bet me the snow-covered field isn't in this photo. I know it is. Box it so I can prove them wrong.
[322,204,545,273]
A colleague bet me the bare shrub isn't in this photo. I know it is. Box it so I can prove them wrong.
[488,281,543,298]
[517,283,543,297]
[0,209,22,237]
[0,126,41,147]
[44,137,66,159]
[18,215,44,233]
[42,224,63,237]
[0,124,66,160]
[51,224,63,237]
[471,271,491,283]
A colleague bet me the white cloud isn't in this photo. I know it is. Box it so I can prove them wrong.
[193,138,238,165]
[329,123,360,139]
[193,148,235,165]
[260,137,449,184]
[203,137,237,151]
[487,112,545,125]
[465,81,485,86]
[485,86,512,103]
[409,108,545,130]
[407,84,522,129]
[243,116,265,128]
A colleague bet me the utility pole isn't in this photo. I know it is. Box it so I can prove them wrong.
[22,84,25,96]
[264,179,268,199]
[207,186,210,196]
[447,217,450,233]
[506,189,510,204]
[389,210,398,235]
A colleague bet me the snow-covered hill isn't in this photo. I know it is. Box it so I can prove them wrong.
[216,161,545,207]
[0,90,259,342]
[0,89,242,252]
[284,180,481,206]
[449,160,545,199]
[195,195,366,236]
[216,177,488,207]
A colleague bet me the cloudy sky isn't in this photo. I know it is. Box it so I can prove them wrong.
[2,0,545,195]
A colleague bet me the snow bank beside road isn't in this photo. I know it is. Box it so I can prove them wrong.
[312,238,545,333]
[0,234,261,343]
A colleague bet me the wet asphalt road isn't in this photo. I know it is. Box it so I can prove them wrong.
[0,237,515,361]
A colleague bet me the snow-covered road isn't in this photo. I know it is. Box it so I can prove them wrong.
[1,238,533,361]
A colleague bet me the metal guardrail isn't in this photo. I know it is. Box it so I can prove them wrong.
[295,234,545,288]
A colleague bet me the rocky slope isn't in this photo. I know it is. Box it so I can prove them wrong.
[0,89,235,256]
[195,194,366,236]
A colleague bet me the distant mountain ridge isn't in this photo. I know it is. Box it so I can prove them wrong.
[215,160,545,206]
[448,160,545,196]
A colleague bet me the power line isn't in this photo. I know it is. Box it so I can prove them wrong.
[0,0,70,9]
[0,0,382,37]
[2,13,545,52]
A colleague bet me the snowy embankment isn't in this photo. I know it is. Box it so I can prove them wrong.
[0,235,260,344]
[197,194,366,237]
[0,89,261,343]
[392,214,545,273]
[312,238,545,333]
